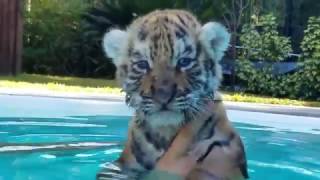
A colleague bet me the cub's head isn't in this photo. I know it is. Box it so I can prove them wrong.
[103,10,229,125]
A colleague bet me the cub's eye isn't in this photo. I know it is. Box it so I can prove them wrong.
[177,58,194,69]
[134,60,149,70]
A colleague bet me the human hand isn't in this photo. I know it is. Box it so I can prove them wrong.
[154,101,215,178]
[156,150,198,177]
[155,122,203,177]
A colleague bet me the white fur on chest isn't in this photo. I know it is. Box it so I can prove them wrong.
[145,111,184,128]
[130,112,183,169]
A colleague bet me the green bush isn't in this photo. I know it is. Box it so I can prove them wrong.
[237,14,293,97]
[23,0,88,75]
[23,0,117,78]
[237,15,320,100]
[295,17,320,99]
[239,14,292,62]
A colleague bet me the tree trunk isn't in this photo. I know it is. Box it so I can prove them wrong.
[0,0,23,75]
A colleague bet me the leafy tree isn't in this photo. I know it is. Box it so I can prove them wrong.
[23,0,90,75]
[237,14,293,96]
[296,16,320,99]
[239,14,292,61]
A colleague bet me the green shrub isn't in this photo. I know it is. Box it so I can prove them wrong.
[237,14,293,97]
[23,0,89,75]
[23,0,117,78]
[295,17,320,99]
[239,14,292,62]
[237,15,320,100]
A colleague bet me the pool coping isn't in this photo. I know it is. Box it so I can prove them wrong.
[1,89,319,118]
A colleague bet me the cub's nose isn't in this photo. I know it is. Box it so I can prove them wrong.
[151,81,176,105]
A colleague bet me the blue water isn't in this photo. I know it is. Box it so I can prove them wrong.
[0,96,320,180]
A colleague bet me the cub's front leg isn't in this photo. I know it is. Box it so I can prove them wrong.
[187,102,248,180]
[187,134,247,180]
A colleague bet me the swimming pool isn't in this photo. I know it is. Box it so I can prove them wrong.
[0,95,319,180]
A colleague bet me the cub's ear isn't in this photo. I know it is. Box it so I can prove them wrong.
[102,29,128,65]
[199,22,230,61]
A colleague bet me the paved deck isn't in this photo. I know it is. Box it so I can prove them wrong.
[1,89,319,118]
[224,101,320,118]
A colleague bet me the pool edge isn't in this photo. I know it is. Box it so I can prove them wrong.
[1,90,319,118]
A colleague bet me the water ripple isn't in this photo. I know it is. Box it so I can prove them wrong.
[0,121,107,127]
[249,160,320,177]
[0,142,118,152]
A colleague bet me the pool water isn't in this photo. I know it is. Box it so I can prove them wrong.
[0,96,320,180]
[0,115,128,180]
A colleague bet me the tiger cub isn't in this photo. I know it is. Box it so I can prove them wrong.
[97,9,248,180]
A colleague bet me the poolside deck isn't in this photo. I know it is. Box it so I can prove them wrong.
[1,89,319,118]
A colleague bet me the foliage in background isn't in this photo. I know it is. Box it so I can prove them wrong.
[295,17,320,99]
[237,14,294,97]
[23,0,90,76]
[237,15,320,100]
[239,14,292,62]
